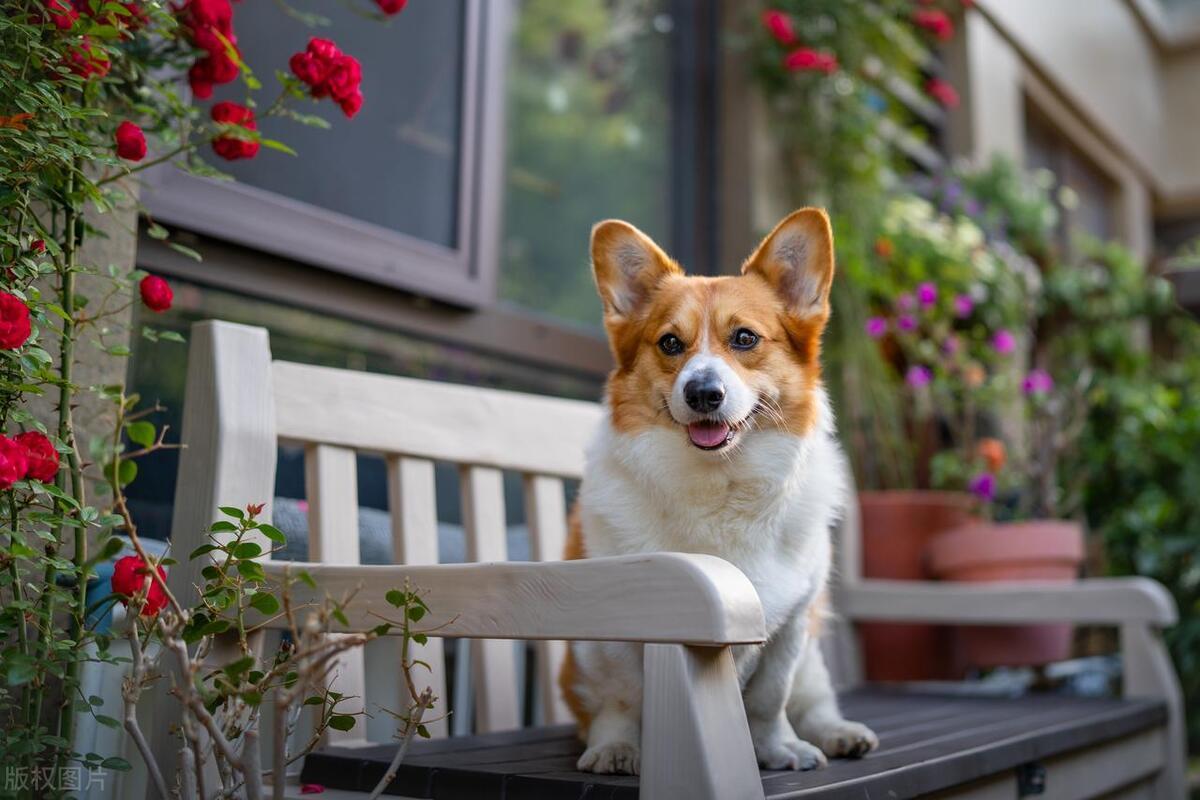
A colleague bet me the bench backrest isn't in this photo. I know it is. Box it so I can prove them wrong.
[165,320,863,746]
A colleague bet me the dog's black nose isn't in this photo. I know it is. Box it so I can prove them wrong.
[684,376,726,413]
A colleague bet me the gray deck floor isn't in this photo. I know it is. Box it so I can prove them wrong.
[300,687,1165,799]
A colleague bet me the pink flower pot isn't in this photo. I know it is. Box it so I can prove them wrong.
[927,520,1084,670]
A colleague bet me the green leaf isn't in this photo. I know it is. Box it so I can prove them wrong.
[189,544,220,560]
[417,724,431,739]
[407,606,425,622]
[231,541,262,559]
[249,592,279,616]
[5,654,36,686]
[94,714,121,729]
[296,570,317,589]
[168,241,203,262]
[224,656,255,678]
[258,524,286,544]
[236,560,266,582]
[146,223,169,240]
[210,521,238,533]
[126,420,156,448]
[160,330,186,343]
[303,695,324,706]
[327,715,356,732]
[219,506,245,520]
[385,589,405,608]
[371,623,393,637]
[411,633,428,645]
[101,757,132,771]
[261,138,298,156]
[332,608,349,627]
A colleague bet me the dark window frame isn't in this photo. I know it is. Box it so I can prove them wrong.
[143,0,508,308]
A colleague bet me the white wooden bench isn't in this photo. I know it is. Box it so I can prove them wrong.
[154,320,1187,799]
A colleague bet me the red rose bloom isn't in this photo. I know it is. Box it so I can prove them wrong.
[44,0,79,30]
[63,37,111,79]
[761,10,797,46]
[210,101,260,160]
[115,121,147,161]
[178,0,240,98]
[15,432,58,483]
[0,292,31,350]
[374,0,406,14]
[925,77,959,109]
[784,47,838,74]
[139,275,174,312]
[913,9,954,41]
[290,38,365,118]
[31,240,45,254]
[111,555,169,616]
[0,437,28,490]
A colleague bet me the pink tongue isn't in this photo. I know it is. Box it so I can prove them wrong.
[687,421,731,448]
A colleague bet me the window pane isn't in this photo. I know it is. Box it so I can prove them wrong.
[213,1,465,248]
[500,0,675,330]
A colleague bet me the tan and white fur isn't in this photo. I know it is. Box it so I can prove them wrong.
[559,208,878,775]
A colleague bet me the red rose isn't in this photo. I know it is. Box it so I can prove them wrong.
[913,9,954,41]
[0,292,31,350]
[179,0,240,98]
[925,77,959,109]
[139,275,174,312]
[210,101,260,160]
[14,432,58,483]
[115,121,147,161]
[374,0,406,14]
[63,37,111,79]
[761,10,796,46]
[44,0,79,30]
[290,38,364,118]
[31,240,45,254]
[784,47,838,74]
[0,437,28,490]
[111,555,169,616]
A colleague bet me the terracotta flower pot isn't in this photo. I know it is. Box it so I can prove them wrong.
[858,491,974,681]
[927,520,1084,669]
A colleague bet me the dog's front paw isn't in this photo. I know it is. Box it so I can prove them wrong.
[578,741,640,775]
[817,719,879,759]
[754,729,826,771]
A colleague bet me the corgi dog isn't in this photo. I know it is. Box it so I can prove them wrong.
[559,208,878,775]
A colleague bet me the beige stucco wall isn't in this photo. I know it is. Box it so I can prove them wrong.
[1161,47,1200,206]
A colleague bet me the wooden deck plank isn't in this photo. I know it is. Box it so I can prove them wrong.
[299,689,1166,799]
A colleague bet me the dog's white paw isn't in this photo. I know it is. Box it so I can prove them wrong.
[754,730,826,771]
[817,719,878,759]
[577,741,641,775]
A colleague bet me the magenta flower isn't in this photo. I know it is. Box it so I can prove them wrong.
[942,335,960,356]
[991,329,1015,355]
[1022,368,1054,395]
[905,365,932,388]
[968,472,996,502]
[897,314,917,332]
[916,282,937,308]
[865,317,888,338]
[896,292,916,312]
[953,294,974,318]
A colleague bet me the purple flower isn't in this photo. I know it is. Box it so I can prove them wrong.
[897,314,917,332]
[916,282,938,308]
[953,294,974,318]
[896,292,916,312]
[865,317,888,338]
[942,335,960,356]
[1022,368,1054,396]
[968,472,996,502]
[905,365,932,388]
[991,329,1015,355]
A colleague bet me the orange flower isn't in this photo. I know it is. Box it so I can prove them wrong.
[963,363,985,388]
[874,237,894,260]
[976,437,1006,472]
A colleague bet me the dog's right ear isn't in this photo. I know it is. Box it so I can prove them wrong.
[591,220,681,320]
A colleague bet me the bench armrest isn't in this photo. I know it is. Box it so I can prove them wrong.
[834,577,1177,627]
[260,552,766,645]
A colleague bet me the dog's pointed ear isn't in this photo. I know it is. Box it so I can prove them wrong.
[742,208,835,318]
[591,220,682,319]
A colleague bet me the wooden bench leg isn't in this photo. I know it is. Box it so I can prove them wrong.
[1121,623,1187,800]
[641,643,764,800]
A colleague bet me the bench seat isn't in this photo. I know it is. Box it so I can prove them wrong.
[300,688,1167,799]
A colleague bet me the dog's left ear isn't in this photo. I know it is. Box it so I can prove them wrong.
[742,208,835,318]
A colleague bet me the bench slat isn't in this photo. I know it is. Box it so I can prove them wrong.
[305,444,368,744]
[387,456,449,739]
[461,465,521,732]
[523,474,573,726]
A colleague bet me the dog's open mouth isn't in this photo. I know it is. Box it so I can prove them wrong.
[686,420,735,450]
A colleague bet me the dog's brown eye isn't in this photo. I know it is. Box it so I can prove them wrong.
[658,333,684,356]
[731,328,759,350]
